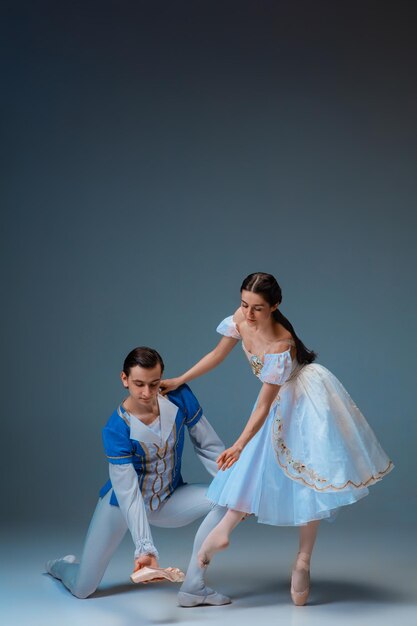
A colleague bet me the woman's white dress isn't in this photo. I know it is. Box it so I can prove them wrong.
[206,316,393,525]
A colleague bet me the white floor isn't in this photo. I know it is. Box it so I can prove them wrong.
[1,518,416,626]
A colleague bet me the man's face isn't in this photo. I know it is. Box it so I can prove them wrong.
[121,364,162,404]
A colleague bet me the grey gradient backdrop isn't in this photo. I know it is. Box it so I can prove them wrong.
[1,0,416,533]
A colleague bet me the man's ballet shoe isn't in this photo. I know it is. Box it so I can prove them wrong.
[130,566,185,584]
[45,554,77,577]
[178,588,231,607]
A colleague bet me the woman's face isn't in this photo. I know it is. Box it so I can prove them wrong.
[240,289,278,326]
[121,364,162,405]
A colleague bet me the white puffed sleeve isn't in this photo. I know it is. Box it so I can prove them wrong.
[216,315,241,340]
[188,415,225,477]
[259,351,293,385]
[109,464,159,559]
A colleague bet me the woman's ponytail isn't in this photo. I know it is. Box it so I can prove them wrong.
[272,309,316,365]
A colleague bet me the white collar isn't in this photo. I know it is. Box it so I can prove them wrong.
[120,394,179,445]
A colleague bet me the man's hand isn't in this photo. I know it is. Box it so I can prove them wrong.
[133,554,159,572]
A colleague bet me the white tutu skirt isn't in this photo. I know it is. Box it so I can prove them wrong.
[207,364,393,526]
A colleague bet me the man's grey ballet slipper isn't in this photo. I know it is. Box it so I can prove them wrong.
[45,555,77,577]
[130,566,185,584]
[178,589,231,606]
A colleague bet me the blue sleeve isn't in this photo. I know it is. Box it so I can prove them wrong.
[102,416,134,465]
[170,384,203,428]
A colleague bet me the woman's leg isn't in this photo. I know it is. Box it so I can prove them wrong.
[179,503,228,603]
[178,507,247,606]
[149,484,230,606]
[298,519,319,557]
[46,491,128,598]
[291,520,320,605]
[197,508,247,567]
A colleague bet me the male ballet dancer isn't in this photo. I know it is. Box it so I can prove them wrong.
[46,347,230,605]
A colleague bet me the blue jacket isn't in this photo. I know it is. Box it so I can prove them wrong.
[99,384,203,506]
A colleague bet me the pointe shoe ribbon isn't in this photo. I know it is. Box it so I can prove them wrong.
[130,566,185,584]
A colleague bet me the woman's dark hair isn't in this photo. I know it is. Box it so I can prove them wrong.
[123,347,165,376]
[240,272,317,365]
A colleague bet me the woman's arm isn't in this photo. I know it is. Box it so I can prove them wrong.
[160,336,238,393]
[217,382,280,470]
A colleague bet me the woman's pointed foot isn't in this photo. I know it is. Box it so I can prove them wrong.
[290,552,310,606]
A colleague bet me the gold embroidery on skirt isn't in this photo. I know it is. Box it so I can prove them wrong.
[271,399,393,491]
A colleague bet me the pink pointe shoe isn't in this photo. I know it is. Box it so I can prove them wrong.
[290,552,311,606]
[130,566,185,584]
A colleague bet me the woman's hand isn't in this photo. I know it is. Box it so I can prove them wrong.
[159,377,183,395]
[217,444,242,471]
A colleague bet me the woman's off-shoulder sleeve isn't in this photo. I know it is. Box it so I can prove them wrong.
[216,315,241,340]
[259,351,293,385]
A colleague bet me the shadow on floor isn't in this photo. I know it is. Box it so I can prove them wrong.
[228,577,409,608]
[309,579,409,606]
[93,582,154,598]
[89,575,409,607]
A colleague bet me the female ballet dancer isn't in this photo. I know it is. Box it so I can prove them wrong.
[161,272,393,607]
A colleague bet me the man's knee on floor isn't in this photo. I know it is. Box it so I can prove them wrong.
[70,583,96,599]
